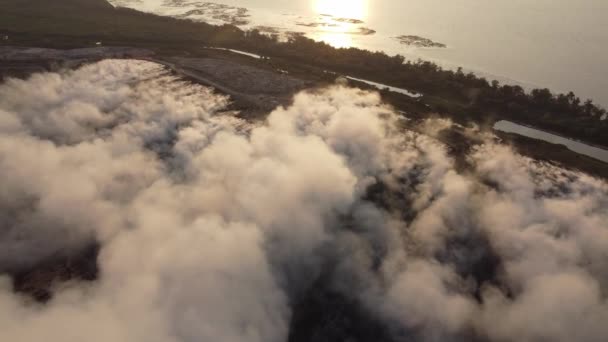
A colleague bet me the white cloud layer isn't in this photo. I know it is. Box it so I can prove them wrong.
[0,60,607,342]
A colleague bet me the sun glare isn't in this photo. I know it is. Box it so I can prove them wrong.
[311,0,369,48]
[314,0,368,20]
[312,31,354,49]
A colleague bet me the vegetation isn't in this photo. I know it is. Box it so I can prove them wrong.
[232,32,608,146]
[1,0,606,146]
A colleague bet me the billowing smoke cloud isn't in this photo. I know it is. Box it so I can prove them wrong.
[0,60,607,342]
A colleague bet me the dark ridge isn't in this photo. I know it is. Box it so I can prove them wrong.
[3,0,114,10]
[0,60,53,79]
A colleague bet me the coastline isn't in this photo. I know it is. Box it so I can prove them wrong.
[106,0,608,108]
[2,44,607,179]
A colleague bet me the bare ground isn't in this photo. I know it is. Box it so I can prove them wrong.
[151,56,313,116]
[0,46,314,118]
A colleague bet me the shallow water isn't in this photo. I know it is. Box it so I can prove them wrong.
[346,76,421,98]
[494,120,608,163]
[111,0,608,107]
[207,47,262,59]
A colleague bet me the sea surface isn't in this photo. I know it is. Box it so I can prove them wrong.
[110,0,608,106]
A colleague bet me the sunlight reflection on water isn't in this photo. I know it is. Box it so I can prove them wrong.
[312,0,368,48]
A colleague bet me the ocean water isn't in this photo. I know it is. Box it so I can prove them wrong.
[110,0,608,106]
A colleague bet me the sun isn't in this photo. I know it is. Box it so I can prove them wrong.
[314,0,368,20]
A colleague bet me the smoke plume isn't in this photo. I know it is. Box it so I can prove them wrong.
[0,60,607,342]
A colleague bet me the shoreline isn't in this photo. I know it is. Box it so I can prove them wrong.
[1,0,606,150]
[106,0,607,108]
[1,45,607,179]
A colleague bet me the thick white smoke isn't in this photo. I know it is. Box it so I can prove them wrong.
[0,60,607,342]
